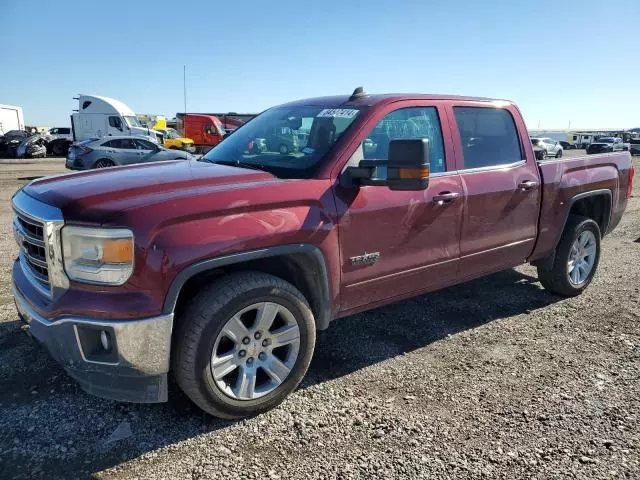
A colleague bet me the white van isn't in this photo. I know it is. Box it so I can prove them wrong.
[71,95,160,143]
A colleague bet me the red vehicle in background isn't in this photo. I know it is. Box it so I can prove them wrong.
[175,113,225,153]
[176,113,257,153]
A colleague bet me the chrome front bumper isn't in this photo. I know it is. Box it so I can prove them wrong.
[13,277,173,403]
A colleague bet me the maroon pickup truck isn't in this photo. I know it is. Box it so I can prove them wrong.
[12,89,634,419]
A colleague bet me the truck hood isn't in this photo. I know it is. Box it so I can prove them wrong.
[23,160,277,223]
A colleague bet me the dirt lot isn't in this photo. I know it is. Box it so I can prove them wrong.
[0,153,639,479]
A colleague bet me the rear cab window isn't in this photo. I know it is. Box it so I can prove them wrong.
[453,107,523,169]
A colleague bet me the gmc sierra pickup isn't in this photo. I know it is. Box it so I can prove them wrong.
[11,89,634,419]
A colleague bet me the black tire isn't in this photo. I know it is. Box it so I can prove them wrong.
[542,150,548,159]
[172,271,316,419]
[169,146,179,150]
[537,215,601,297]
[555,149,563,158]
[278,144,289,154]
[51,141,68,156]
[93,159,115,169]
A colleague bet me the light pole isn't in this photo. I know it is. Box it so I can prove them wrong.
[183,65,187,113]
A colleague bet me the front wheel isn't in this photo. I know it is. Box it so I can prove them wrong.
[537,215,601,296]
[279,144,289,154]
[172,272,316,419]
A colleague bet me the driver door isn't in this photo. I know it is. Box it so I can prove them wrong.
[335,104,464,313]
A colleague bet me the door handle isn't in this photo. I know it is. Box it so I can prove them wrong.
[518,180,538,191]
[432,191,460,205]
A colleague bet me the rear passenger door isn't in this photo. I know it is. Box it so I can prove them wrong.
[450,105,541,279]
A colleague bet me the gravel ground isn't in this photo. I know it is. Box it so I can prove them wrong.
[0,153,638,479]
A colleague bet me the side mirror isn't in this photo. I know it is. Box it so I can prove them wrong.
[386,139,430,190]
[344,138,430,191]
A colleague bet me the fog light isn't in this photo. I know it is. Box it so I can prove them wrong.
[100,330,111,352]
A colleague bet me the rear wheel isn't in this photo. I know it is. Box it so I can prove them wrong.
[537,215,601,296]
[93,159,115,169]
[555,149,563,158]
[172,271,316,419]
[279,144,289,154]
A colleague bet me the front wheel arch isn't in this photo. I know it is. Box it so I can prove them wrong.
[164,245,332,331]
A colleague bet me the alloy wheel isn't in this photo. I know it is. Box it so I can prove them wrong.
[210,302,301,400]
[567,230,597,285]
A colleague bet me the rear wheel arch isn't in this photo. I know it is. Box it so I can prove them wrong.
[93,158,115,168]
[566,190,612,236]
[533,189,612,270]
[164,245,332,331]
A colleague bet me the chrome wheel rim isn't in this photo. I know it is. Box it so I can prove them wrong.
[567,230,597,285]
[210,302,301,400]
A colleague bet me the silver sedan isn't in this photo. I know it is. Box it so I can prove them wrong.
[65,136,193,170]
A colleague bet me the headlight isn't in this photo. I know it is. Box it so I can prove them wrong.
[62,226,134,285]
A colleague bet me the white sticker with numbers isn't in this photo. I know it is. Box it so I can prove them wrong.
[316,108,359,119]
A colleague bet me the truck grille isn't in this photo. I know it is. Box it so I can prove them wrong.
[13,211,50,290]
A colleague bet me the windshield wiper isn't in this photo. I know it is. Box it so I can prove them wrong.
[210,159,265,172]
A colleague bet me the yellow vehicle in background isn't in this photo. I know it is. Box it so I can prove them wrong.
[152,117,196,152]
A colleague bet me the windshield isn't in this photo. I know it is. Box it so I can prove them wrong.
[596,137,615,143]
[165,128,180,139]
[202,106,364,178]
[124,116,142,128]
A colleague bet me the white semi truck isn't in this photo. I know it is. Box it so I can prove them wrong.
[71,95,161,143]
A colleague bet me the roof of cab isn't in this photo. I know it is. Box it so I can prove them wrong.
[279,93,512,108]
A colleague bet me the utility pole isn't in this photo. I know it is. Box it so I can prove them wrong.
[568,120,571,130]
[537,120,541,129]
[183,65,187,113]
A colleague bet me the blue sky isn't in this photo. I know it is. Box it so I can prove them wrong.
[1,0,638,130]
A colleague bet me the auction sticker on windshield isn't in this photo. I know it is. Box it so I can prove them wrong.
[317,109,359,119]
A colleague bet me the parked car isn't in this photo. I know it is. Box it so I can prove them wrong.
[2,130,28,157]
[264,126,299,153]
[629,140,640,155]
[65,136,193,170]
[48,127,73,142]
[155,127,196,152]
[586,137,625,154]
[12,90,633,420]
[530,137,563,158]
[16,134,47,158]
[559,140,572,150]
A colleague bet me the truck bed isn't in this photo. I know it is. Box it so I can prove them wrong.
[531,151,633,261]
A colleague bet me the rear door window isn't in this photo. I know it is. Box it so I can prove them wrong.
[453,107,523,169]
